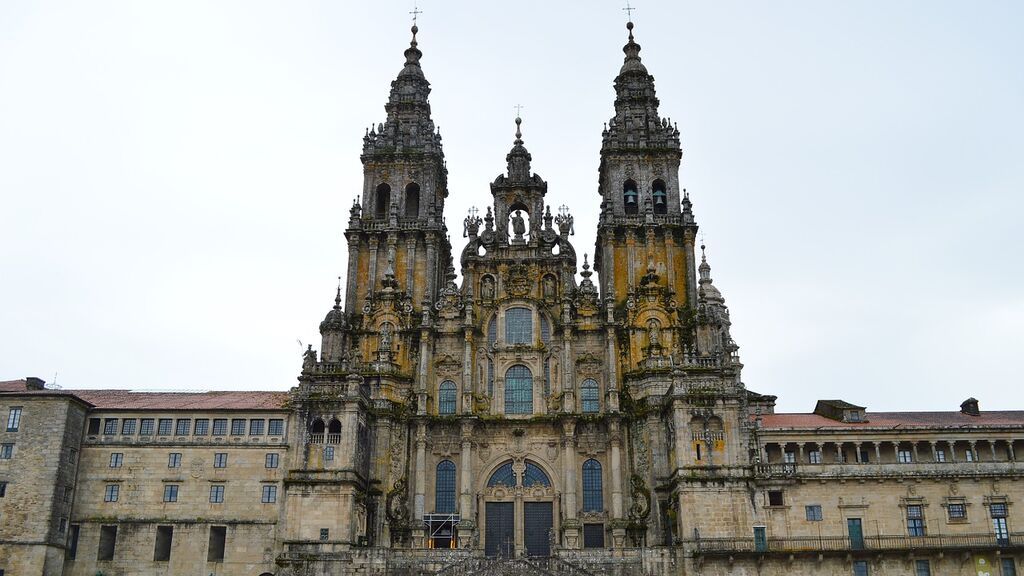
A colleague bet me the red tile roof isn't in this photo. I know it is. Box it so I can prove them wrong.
[0,380,28,392]
[757,411,1024,430]
[71,389,289,410]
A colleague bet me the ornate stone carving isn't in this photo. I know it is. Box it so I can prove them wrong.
[505,263,531,297]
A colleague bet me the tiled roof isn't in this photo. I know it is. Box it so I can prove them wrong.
[71,389,289,410]
[757,411,1024,430]
[0,380,26,392]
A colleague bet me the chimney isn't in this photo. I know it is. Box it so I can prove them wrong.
[25,377,46,390]
[960,397,980,417]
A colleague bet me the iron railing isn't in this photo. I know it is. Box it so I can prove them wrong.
[693,532,1024,555]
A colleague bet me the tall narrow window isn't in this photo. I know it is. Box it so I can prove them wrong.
[505,307,533,344]
[915,560,931,576]
[153,525,173,561]
[906,504,925,536]
[104,484,119,502]
[582,459,603,512]
[1002,559,1018,576]
[580,379,600,413]
[504,365,533,414]
[435,460,456,514]
[487,316,497,347]
[652,179,667,214]
[6,407,22,432]
[992,502,1010,545]
[623,179,639,214]
[404,183,420,218]
[374,183,391,219]
[540,315,551,345]
[438,381,457,415]
[68,524,80,559]
[853,560,869,576]
[208,526,227,562]
[543,357,551,397]
[487,359,494,397]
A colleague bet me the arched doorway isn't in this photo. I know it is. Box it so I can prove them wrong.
[482,459,556,557]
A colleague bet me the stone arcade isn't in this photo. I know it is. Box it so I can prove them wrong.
[2,19,1023,576]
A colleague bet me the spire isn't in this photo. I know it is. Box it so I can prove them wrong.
[698,244,724,303]
[334,276,342,309]
[401,25,423,76]
[505,116,533,182]
[320,277,346,333]
[621,21,646,75]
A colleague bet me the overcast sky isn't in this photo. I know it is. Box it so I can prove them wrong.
[1,1,1021,412]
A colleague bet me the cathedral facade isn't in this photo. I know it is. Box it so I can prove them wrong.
[2,20,1023,576]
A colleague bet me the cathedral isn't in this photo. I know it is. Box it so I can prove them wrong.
[1,18,1023,576]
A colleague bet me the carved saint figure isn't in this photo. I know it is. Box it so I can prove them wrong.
[379,323,393,351]
[647,319,662,348]
[543,275,556,299]
[511,210,526,238]
[481,276,495,301]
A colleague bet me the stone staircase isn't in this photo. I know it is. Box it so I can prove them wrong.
[434,556,597,576]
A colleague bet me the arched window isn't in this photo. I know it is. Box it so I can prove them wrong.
[505,307,533,344]
[504,365,533,414]
[487,316,497,347]
[374,183,391,219]
[524,461,551,487]
[438,381,456,415]
[487,359,494,397]
[435,460,456,513]
[540,315,551,345]
[404,183,420,218]
[582,459,603,512]
[310,419,325,434]
[623,179,639,215]
[487,461,515,487]
[652,179,667,215]
[580,379,600,413]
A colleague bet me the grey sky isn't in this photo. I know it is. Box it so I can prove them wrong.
[1,1,1021,412]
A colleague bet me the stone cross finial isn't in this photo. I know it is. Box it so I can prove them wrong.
[409,2,422,25]
[622,0,636,21]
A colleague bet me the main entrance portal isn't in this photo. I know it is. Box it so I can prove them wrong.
[483,459,556,557]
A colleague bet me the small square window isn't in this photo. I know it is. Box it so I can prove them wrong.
[319,528,329,541]
[808,450,822,464]
[262,485,277,503]
[209,485,224,503]
[767,490,784,506]
[265,453,279,469]
[935,449,946,462]
[140,418,155,435]
[163,484,179,502]
[168,453,181,468]
[194,419,209,435]
[805,505,822,521]
[783,452,796,464]
[157,419,173,436]
[104,484,119,502]
[898,450,913,463]
[991,503,1008,518]
[214,453,228,468]
[965,449,975,462]
[103,418,119,436]
[268,419,284,436]
[121,419,136,435]
[0,443,13,459]
[109,453,123,468]
[230,419,246,435]
[948,502,967,520]
[212,419,228,436]
[249,419,265,435]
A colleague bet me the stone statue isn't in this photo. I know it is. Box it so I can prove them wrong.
[511,210,526,239]
[629,474,652,520]
[647,319,662,348]
[543,275,556,299]
[302,344,317,371]
[379,324,393,351]
[481,276,495,301]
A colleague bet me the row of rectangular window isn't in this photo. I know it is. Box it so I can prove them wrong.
[108,452,281,469]
[92,417,284,437]
[781,491,1010,526]
[104,483,277,504]
[785,448,975,464]
[73,524,230,563]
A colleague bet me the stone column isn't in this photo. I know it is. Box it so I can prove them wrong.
[425,234,437,302]
[414,423,427,524]
[609,418,626,549]
[561,420,580,549]
[991,441,998,461]
[854,443,862,463]
[874,442,881,463]
[683,230,698,306]
[969,441,978,462]
[368,236,380,293]
[930,441,938,462]
[462,328,474,414]
[345,233,360,313]
[798,443,805,463]
[459,421,475,548]
[405,237,417,296]
[605,324,618,411]
[1009,442,1016,462]
[912,442,920,462]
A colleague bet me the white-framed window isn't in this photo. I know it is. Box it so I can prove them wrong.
[898,450,913,463]
[209,485,224,503]
[265,453,279,469]
[6,407,22,432]
[104,484,119,502]
[168,453,181,468]
[214,453,227,468]
[163,484,179,502]
[109,453,123,468]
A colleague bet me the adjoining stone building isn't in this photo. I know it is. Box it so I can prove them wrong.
[1,19,1021,576]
